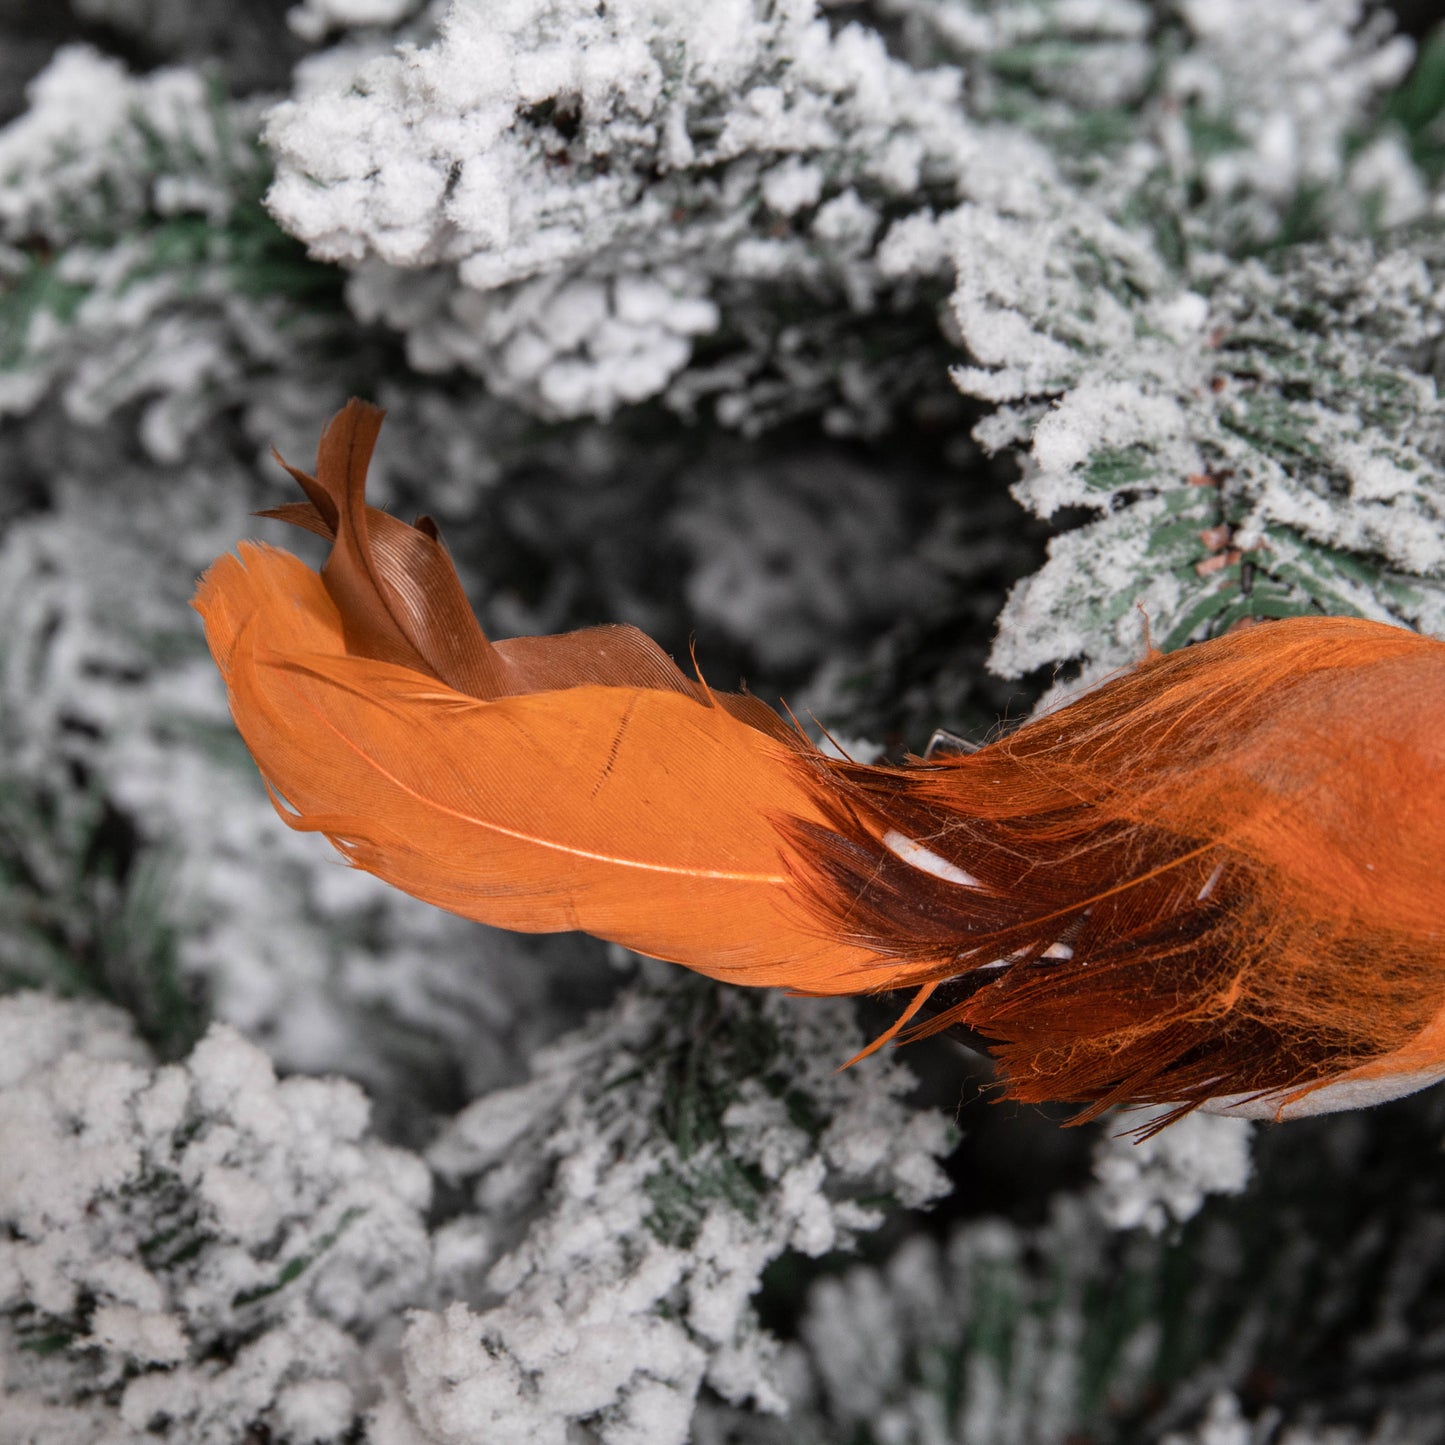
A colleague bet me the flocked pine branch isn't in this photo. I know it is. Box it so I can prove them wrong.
[387,973,952,1443]
[0,991,433,1444]
[0,975,952,1443]
[0,45,341,460]
[0,43,629,1118]
[264,0,1001,433]
[700,1089,1445,1444]
[954,212,1445,680]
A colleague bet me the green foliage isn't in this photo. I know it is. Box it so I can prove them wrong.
[0,699,205,1059]
[638,985,945,1248]
[964,214,1445,677]
[0,51,341,440]
[1385,23,1445,182]
[231,1206,366,1308]
[0,256,88,370]
[781,1090,1445,1444]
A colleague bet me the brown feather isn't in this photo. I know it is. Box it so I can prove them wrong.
[788,620,1445,1114]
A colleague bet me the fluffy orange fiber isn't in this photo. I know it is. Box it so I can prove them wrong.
[195,401,1445,1125]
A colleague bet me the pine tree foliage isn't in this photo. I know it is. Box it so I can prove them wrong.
[0,991,432,1444]
[921,0,1445,679]
[958,217,1445,680]
[257,0,1445,677]
[0,42,621,1120]
[265,0,994,432]
[709,1088,1445,1445]
[0,45,339,459]
[0,979,950,1443]
[0,469,210,1057]
[384,975,951,1443]
[1,1,1444,1441]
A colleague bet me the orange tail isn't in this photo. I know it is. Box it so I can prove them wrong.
[196,400,1445,1121]
[792,618,1445,1119]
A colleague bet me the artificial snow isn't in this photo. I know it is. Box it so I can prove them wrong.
[1093,1111,1255,1233]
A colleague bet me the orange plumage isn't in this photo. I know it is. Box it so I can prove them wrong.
[195,400,1445,1123]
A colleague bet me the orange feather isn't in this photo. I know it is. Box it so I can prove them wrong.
[797,619,1445,1121]
[198,405,887,992]
[194,400,1445,1123]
